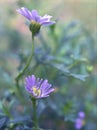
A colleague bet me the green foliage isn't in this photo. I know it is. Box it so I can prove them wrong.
[0,1,96,129]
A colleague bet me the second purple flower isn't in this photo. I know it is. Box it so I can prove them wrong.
[25,75,55,99]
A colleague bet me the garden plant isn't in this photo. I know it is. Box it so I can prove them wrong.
[0,1,96,130]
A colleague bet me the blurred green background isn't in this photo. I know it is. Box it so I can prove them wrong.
[0,0,97,130]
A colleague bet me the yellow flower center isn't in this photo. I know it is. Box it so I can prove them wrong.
[32,86,41,96]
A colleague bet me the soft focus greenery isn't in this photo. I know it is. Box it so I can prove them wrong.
[0,0,96,130]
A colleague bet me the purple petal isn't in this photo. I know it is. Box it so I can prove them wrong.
[43,84,52,92]
[39,15,52,23]
[40,79,48,89]
[36,78,43,88]
[42,14,52,19]
[25,85,32,93]
[41,21,56,26]
[31,10,39,21]
[39,18,50,24]
[25,75,36,87]
[31,10,38,16]
[43,88,55,96]
[17,7,32,20]
[30,75,36,86]
[21,7,33,20]
[39,14,55,25]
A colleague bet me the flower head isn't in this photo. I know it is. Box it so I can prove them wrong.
[75,111,85,130]
[25,75,55,99]
[75,118,85,130]
[78,111,85,119]
[16,7,56,35]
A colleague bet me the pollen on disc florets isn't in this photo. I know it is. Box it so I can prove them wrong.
[31,86,41,97]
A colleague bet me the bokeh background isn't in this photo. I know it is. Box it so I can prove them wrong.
[0,0,97,130]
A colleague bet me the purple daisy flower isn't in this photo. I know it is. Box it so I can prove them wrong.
[75,111,85,130]
[16,7,56,26]
[78,111,85,119]
[75,118,85,130]
[25,75,55,98]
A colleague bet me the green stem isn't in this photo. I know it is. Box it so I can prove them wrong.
[15,35,34,89]
[32,98,38,129]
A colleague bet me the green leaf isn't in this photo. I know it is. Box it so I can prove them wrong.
[50,63,88,81]
[70,73,89,81]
